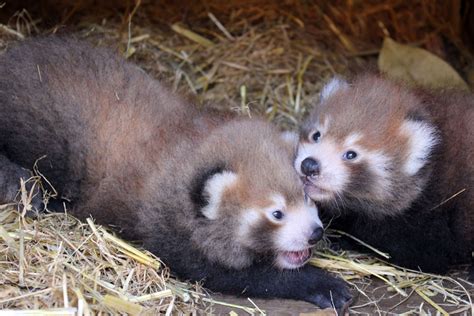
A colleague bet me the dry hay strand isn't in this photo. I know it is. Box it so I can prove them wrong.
[1,1,469,129]
[0,0,459,125]
[0,1,473,314]
[0,178,472,314]
[0,179,265,315]
[78,1,471,127]
[312,235,474,315]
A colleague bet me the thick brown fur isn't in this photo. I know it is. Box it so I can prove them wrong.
[0,36,351,308]
[297,74,473,273]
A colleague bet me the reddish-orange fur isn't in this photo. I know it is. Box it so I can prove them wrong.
[0,36,351,308]
[298,74,473,273]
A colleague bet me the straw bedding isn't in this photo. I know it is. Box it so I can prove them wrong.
[0,1,472,314]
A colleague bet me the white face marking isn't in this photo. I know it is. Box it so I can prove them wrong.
[237,193,323,269]
[280,131,299,148]
[365,150,392,198]
[274,201,322,250]
[237,195,292,246]
[315,117,331,135]
[343,133,362,148]
[270,194,286,211]
[201,171,238,220]
[343,134,391,194]
[257,194,287,225]
[268,194,321,247]
[274,196,322,269]
[236,208,260,246]
[296,131,393,202]
[400,120,439,175]
[295,138,350,200]
[320,77,349,102]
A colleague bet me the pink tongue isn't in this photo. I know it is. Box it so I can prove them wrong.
[287,249,309,263]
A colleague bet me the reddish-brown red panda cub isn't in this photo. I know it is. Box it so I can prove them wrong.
[0,37,352,309]
[295,75,473,274]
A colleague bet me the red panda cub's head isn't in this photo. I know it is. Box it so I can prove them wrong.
[295,75,439,218]
[190,120,323,270]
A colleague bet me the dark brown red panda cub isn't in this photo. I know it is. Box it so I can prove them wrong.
[295,75,473,274]
[0,37,352,309]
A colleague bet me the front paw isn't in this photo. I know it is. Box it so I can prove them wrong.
[303,266,352,310]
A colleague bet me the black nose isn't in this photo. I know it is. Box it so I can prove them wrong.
[308,227,324,245]
[301,157,320,177]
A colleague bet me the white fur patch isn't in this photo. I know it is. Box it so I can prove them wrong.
[241,209,260,226]
[237,193,323,269]
[319,116,331,134]
[366,150,392,197]
[275,200,322,252]
[262,194,287,224]
[294,139,350,197]
[320,77,349,102]
[280,131,299,148]
[400,120,439,175]
[343,133,362,148]
[237,208,261,243]
[271,194,286,209]
[238,194,288,245]
[201,171,238,220]
[305,117,331,144]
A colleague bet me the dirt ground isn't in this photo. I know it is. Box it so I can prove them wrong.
[208,268,473,315]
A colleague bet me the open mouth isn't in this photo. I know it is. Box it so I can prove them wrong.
[278,248,312,268]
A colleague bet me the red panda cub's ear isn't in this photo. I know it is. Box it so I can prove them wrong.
[201,171,238,220]
[400,118,439,176]
[320,77,349,103]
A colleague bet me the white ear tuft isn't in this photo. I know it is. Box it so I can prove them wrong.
[201,171,238,220]
[320,77,349,102]
[401,120,439,175]
[280,130,299,149]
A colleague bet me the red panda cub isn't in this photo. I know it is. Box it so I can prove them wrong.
[0,37,351,308]
[295,75,474,274]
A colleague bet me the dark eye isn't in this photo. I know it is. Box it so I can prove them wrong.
[311,131,321,142]
[272,210,284,220]
[343,150,358,160]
